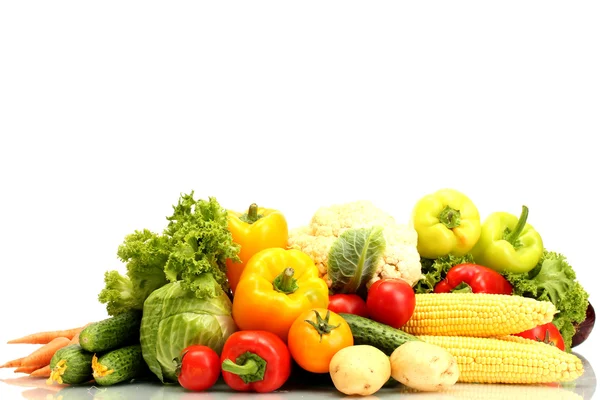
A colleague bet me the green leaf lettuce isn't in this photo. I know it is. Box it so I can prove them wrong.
[502,250,589,351]
[98,192,240,316]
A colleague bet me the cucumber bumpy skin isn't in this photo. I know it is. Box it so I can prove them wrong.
[47,344,93,385]
[92,344,146,386]
[339,313,420,356]
[79,310,142,353]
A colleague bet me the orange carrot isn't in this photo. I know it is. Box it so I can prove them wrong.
[68,333,80,345]
[20,337,71,368]
[7,326,85,344]
[29,365,51,378]
[0,357,24,368]
[68,323,91,345]
[14,365,41,374]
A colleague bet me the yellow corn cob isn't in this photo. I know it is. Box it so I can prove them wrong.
[403,293,556,337]
[418,335,584,384]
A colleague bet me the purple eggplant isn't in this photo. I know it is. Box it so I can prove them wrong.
[572,301,595,348]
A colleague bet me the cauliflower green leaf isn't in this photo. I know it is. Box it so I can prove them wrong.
[327,226,386,294]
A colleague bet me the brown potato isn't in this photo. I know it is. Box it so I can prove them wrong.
[390,341,459,392]
[329,345,391,396]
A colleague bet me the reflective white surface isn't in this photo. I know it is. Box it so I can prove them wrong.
[0,349,596,400]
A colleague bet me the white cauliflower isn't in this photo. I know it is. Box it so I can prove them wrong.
[288,200,423,290]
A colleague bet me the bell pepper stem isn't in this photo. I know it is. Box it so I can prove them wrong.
[273,267,299,294]
[438,206,461,229]
[450,282,474,293]
[221,352,267,384]
[506,205,529,246]
[239,203,263,224]
[222,358,259,376]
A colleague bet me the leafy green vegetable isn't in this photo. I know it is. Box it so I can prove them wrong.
[140,279,236,383]
[502,250,589,352]
[327,227,386,294]
[98,270,139,316]
[98,192,240,315]
[162,193,237,299]
[413,254,474,294]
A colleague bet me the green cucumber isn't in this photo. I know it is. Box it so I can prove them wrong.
[339,313,420,356]
[48,344,93,385]
[80,310,142,353]
[92,344,146,386]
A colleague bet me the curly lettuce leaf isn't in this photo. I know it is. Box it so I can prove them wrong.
[98,270,140,315]
[327,226,386,294]
[118,229,171,305]
[163,193,240,297]
[503,250,589,351]
[413,253,474,294]
[98,192,240,315]
[99,230,171,316]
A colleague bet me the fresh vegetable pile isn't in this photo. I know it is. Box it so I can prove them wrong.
[1,189,595,397]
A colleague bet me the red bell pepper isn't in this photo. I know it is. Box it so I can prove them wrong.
[434,263,513,295]
[221,330,291,393]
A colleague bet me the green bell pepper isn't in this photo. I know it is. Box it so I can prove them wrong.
[471,205,543,274]
[412,188,482,259]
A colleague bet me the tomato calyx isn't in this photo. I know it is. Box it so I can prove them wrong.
[515,322,565,351]
[172,348,191,377]
[221,351,267,384]
[305,309,340,342]
[534,330,559,348]
[173,355,183,377]
[272,267,299,294]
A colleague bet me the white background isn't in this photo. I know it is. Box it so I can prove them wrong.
[1,1,599,398]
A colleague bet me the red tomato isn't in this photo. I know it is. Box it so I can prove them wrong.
[328,294,369,317]
[514,322,565,351]
[366,279,416,328]
[178,345,221,391]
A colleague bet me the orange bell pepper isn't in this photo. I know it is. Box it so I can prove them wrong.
[226,203,289,294]
[232,248,330,342]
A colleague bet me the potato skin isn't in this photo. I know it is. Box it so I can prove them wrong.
[329,345,391,396]
[390,341,459,392]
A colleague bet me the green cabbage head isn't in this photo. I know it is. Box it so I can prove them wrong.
[140,276,237,383]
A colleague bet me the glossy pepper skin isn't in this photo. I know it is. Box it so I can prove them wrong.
[221,330,291,393]
[434,263,513,295]
[471,205,543,274]
[226,203,288,294]
[412,188,481,259]
[232,248,329,342]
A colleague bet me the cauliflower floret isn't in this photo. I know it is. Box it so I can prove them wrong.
[288,200,423,289]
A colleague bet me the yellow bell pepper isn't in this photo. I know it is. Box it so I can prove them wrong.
[232,248,329,342]
[226,203,288,294]
[412,188,481,259]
